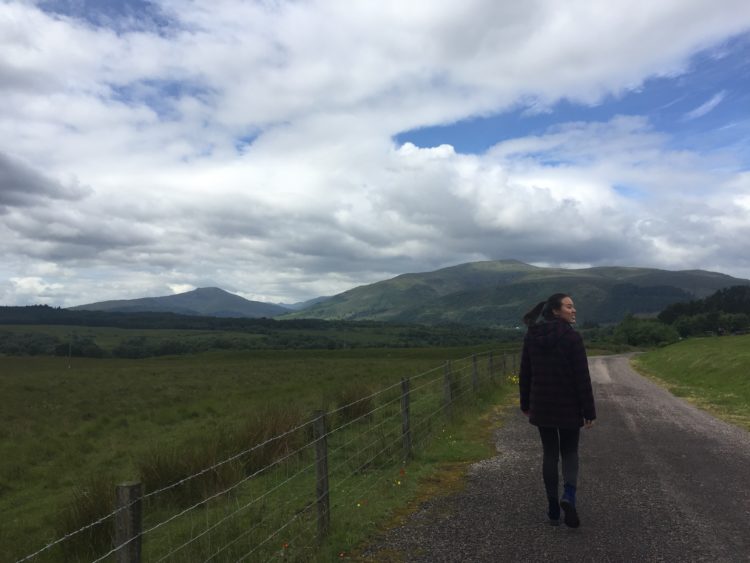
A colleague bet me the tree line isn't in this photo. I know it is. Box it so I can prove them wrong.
[599,285,750,346]
[3,286,749,357]
[0,306,522,358]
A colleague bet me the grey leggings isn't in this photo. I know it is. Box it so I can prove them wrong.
[538,426,580,498]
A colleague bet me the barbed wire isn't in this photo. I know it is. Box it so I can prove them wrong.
[203,364,462,561]
[201,463,317,562]
[152,452,317,562]
[14,510,116,563]
[163,354,492,561]
[140,365,463,562]
[17,348,506,562]
[90,434,323,563]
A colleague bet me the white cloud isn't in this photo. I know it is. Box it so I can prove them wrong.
[683,90,727,120]
[1,1,750,306]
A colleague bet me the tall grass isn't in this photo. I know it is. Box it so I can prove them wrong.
[55,475,115,561]
[332,382,375,425]
[3,345,519,561]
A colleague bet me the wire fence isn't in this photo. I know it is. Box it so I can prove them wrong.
[17,349,518,563]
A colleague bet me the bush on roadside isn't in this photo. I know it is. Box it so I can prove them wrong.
[613,316,680,347]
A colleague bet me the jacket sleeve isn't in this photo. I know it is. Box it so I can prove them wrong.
[567,331,596,421]
[519,336,531,412]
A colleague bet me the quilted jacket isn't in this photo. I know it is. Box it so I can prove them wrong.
[519,318,596,428]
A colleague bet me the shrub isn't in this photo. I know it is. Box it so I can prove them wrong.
[0,331,60,356]
[613,316,680,347]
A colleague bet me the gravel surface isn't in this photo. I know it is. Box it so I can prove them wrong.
[361,354,750,562]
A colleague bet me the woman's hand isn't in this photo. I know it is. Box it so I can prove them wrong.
[584,419,594,429]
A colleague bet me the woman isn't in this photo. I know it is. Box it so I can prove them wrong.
[519,293,596,528]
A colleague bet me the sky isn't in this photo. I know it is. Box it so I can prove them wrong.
[2,0,750,307]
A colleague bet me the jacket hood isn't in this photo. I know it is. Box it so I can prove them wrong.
[526,318,573,348]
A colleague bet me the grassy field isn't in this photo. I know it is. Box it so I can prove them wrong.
[1,344,520,561]
[633,334,750,431]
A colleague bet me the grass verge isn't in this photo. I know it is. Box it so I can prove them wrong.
[632,334,750,431]
[337,381,515,562]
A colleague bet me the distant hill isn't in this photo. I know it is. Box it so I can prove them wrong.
[281,260,750,326]
[71,287,290,318]
[277,296,333,311]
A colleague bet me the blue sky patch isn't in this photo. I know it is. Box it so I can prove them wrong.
[110,79,213,120]
[39,0,174,33]
[395,33,750,164]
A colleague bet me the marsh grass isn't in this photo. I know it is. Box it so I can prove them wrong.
[137,443,245,509]
[55,474,115,561]
[333,382,376,425]
[3,345,520,561]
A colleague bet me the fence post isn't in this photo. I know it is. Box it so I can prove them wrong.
[313,410,330,541]
[114,482,142,563]
[443,361,453,418]
[471,354,479,393]
[502,353,507,378]
[488,351,494,381]
[401,378,412,460]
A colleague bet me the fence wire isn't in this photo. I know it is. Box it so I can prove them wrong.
[17,349,518,563]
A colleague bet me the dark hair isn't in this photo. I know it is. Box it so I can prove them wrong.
[522,293,570,326]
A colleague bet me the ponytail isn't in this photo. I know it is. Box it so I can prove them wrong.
[522,293,570,326]
[522,301,546,326]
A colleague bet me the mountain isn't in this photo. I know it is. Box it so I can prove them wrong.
[281,260,750,326]
[277,295,333,311]
[71,287,290,318]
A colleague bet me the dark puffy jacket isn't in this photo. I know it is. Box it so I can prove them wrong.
[519,318,596,428]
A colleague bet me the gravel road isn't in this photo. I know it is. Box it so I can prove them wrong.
[362,354,750,562]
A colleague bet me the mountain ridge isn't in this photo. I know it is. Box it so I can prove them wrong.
[68,261,750,326]
[280,260,750,326]
[71,287,289,318]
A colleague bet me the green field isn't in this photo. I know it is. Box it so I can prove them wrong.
[1,344,519,561]
[633,334,750,431]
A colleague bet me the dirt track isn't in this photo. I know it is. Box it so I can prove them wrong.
[362,354,750,562]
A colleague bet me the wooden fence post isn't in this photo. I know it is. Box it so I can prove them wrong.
[313,411,330,541]
[471,354,479,393]
[502,353,507,378]
[401,378,412,460]
[443,361,453,418]
[488,351,494,381]
[114,482,142,563]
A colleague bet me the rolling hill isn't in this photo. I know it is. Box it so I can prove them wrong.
[66,261,750,326]
[281,260,750,326]
[71,287,289,318]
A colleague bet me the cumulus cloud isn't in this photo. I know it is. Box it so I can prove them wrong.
[1,0,750,306]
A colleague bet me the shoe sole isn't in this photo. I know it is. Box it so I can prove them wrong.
[560,500,580,528]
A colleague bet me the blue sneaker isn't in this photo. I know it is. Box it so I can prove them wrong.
[547,496,560,525]
[560,484,580,528]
